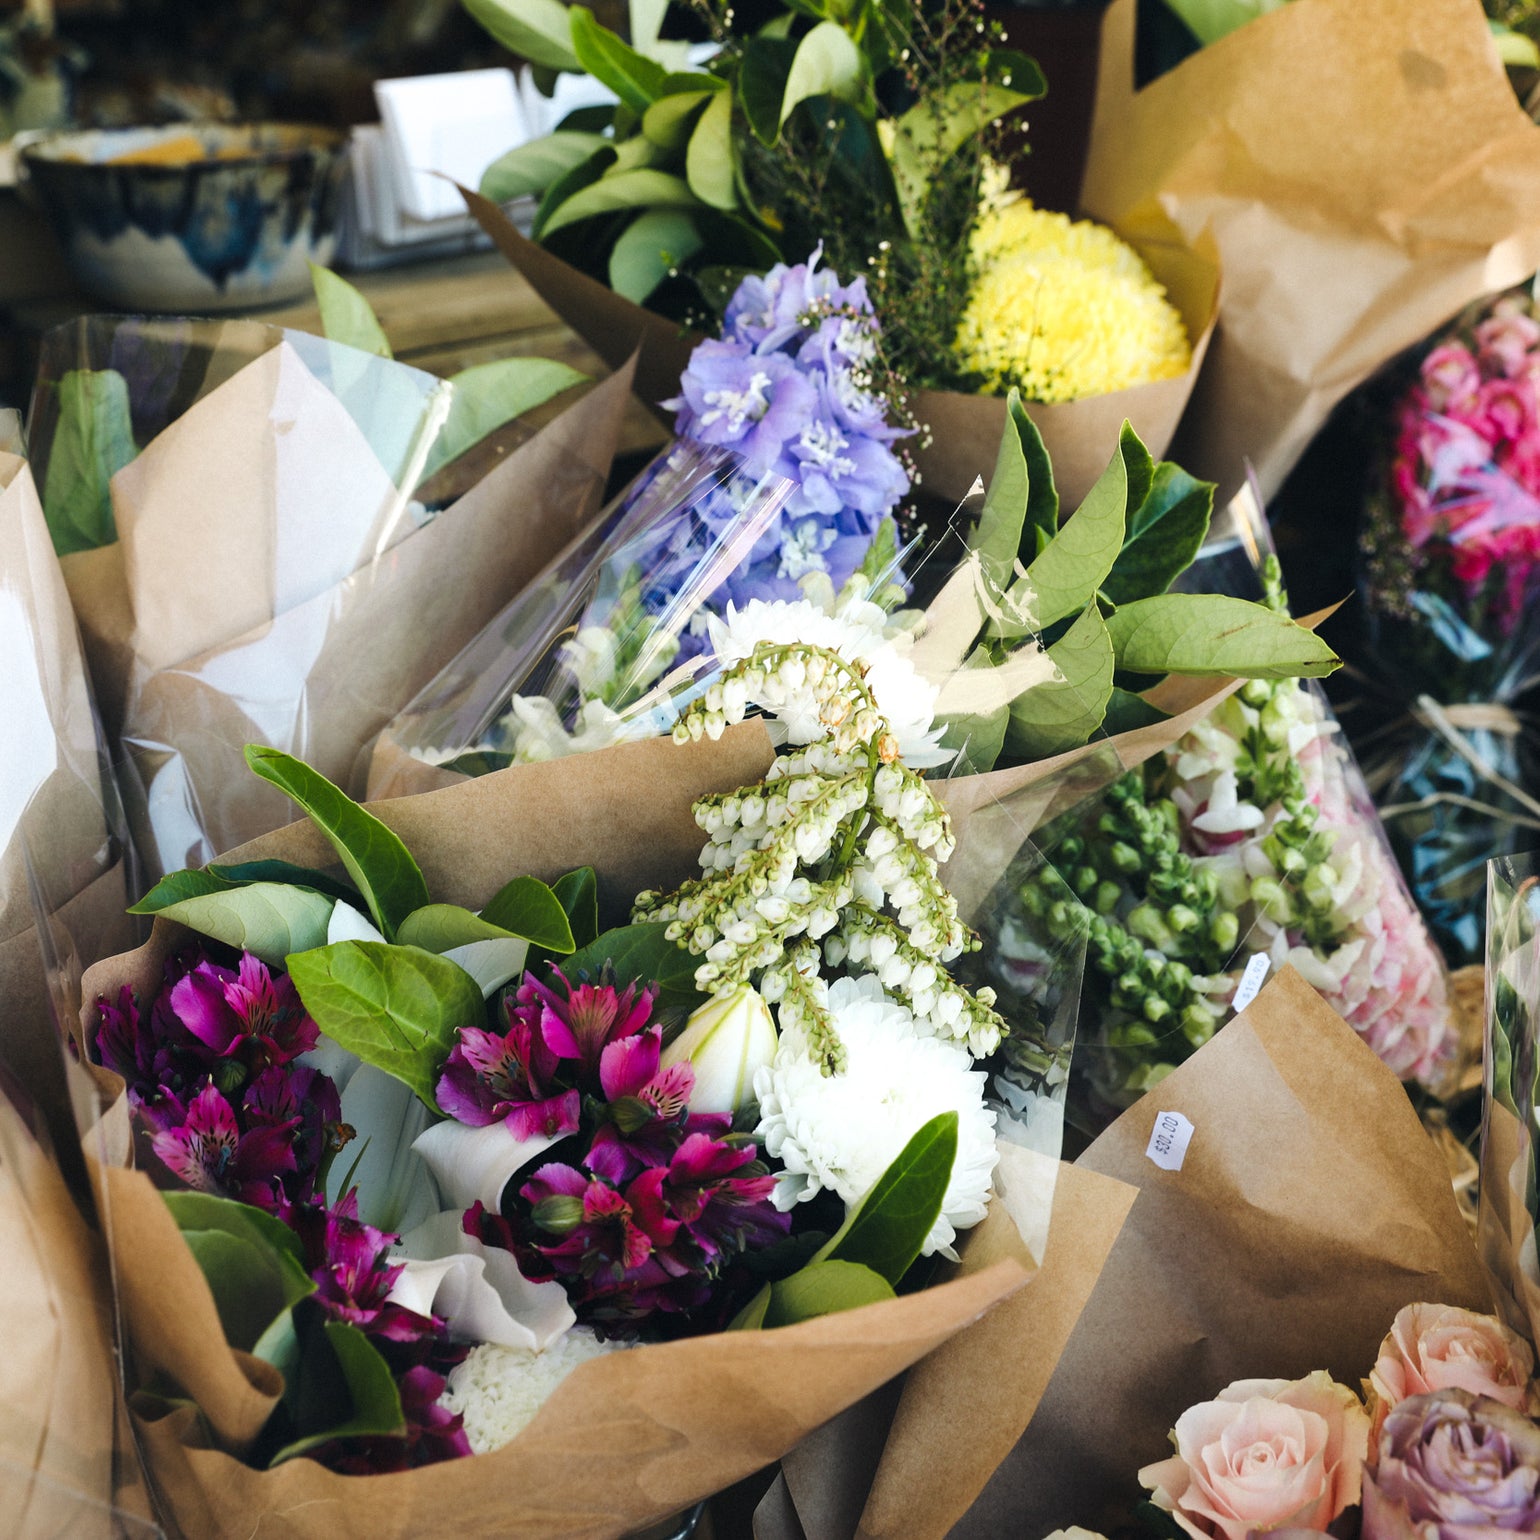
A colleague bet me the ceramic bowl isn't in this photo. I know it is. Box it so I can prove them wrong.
[19,122,347,312]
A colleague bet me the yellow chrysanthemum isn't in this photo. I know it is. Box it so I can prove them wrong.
[955,199,1192,404]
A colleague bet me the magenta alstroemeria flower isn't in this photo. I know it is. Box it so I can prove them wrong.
[514,968,657,1079]
[435,1016,580,1141]
[524,1161,681,1278]
[665,1131,789,1262]
[150,1082,298,1209]
[243,1064,343,1199]
[311,1363,472,1474]
[170,953,317,1065]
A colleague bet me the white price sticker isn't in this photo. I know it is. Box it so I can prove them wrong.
[1146,1110,1195,1172]
[1232,953,1271,1014]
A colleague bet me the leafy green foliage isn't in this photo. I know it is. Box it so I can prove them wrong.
[559,921,704,1012]
[760,1260,894,1327]
[41,368,137,554]
[287,942,485,1110]
[1018,439,1129,632]
[310,263,392,358]
[463,0,579,71]
[1106,594,1341,679]
[425,357,587,479]
[131,879,335,967]
[1007,604,1116,759]
[268,1319,406,1466]
[244,747,429,940]
[480,874,577,952]
[610,208,705,302]
[1102,461,1214,606]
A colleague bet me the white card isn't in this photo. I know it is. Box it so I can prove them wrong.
[1146,1110,1195,1173]
[1232,952,1271,1014]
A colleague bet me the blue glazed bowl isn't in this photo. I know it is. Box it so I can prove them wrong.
[19,122,347,312]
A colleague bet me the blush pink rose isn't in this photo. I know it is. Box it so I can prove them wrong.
[1139,1371,1371,1540]
[1476,309,1540,379]
[1367,1303,1534,1445]
[1420,343,1482,414]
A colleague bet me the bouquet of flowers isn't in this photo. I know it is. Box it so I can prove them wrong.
[76,595,1125,1533]
[1348,285,1540,967]
[27,315,632,882]
[459,0,1217,506]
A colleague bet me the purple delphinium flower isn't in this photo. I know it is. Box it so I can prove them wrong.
[666,340,817,476]
[170,953,318,1065]
[151,1082,299,1209]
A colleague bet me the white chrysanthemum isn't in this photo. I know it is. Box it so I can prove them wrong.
[438,1328,628,1455]
[707,597,950,768]
[754,974,998,1259]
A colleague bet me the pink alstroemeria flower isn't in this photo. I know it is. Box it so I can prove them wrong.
[170,953,318,1065]
[150,1081,298,1209]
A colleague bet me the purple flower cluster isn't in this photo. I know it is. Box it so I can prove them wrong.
[662,248,911,607]
[445,967,789,1328]
[94,949,341,1213]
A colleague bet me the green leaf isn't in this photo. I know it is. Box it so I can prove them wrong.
[569,5,669,112]
[422,357,588,480]
[814,1112,957,1287]
[780,21,867,129]
[1105,594,1342,679]
[1159,0,1285,47]
[609,208,704,303]
[531,143,616,240]
[1103,687,1168,736]
[553,868,600,950]
[541,168,701,237]
[729,1282,772,1331]
[972,390,1057,593]
[1006,604,1115,759]
[480,130,611,202]
[270,1320,405,1465]
[309,265,392,359]
[740,35,797,144]
[1102,461,1215,607]
[480,875,576,952]
[684,86,738,212]
[640,84,717,150]
[288,942,485,1111]
[207,860,360,906]
[463,0,579,72]
[244,747,429,940]
[559,921,702,1011]
[163,1193,314,1354]
[762,1259,895,1328]
[129,880,334,966]
[1015,435,1130,633]
[41,369,136,555]
[397,903,526,952]
[888,73,1041,234]
[937,704,1009,776]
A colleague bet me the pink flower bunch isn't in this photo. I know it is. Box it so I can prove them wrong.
[1387,295,1540,632]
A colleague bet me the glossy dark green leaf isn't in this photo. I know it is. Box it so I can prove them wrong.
[740,35,797,145]
[558,921,702,1010]
[207,860,360,906]
[244,746,428,939]
[41,368,136,555]
[762,1260,895,1327]
[1018,435,1129,631]
[269,1320,405,1465]
[1103,687,1169,736]
[480,874,575,952]
[531,143,616,241]
[553,867,600,949]
[570,4,669,112]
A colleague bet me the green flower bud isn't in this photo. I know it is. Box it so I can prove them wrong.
[1209,910,1240,953]
[1095,880,1122,916]
[1109,841,1143,875]
[1167,904,1199,934]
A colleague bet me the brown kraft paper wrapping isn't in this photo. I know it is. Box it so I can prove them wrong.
[462,187,1217,511]
[61,356,636,882]
[74,730,1071,1540]
[1083,0,1540,500]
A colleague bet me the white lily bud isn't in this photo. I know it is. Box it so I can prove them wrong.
[660,985,779,1115]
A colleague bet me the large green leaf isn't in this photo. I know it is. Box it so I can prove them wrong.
[422,357,587,480]
[1012,435,1130,633]
[480,130,611,202]
[480,874,576,952]
[610,208,704,302]
[531,144,616,240]
[270,1320,406,1465]
[740,34,797,145]
[570,5,669,112]
[397,904,525,952]
[888,72,1042,234]
[937,704,1009,776]
[164,1193,314,1354]
[814,1112,957,1287]
[244,747,429,940]
[552,867,600,949]
[762,1259,895,1328]
[287,942,485,1111]
[41,368,136,555]
[641,81,721,150]
[1102,461,1215,606]
[463,0,579,71]
[207,860,360,906]
[131,881,334,967]
[971,390,1057,593]
[685,86,739,211]
[541,169,701,237]
[559,921,702,1010]
[1103,686,1168,736]
[1006,603,1115,759]
[310,265,391,358]
[779,21,866,129]
[1105,594,1342,679]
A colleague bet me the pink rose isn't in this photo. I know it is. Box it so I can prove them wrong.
[1475,375,1539,447]
[1140,1371,1371,1540]
[1476,309,1540,379]
[1367,1304,1534,1445]
[1420,343,1482,414]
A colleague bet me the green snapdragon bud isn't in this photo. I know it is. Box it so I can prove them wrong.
[1209,910,1240,953]
[1109,841,1143,875]
[1095,880,1122,916]
[1251,877,1292,923]
[1181,1004,1218,1048]
[1128,903,1177,952]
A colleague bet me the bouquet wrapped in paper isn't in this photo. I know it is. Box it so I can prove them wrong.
[27,315,633,883]
[0,445,137,1126]
[72,584,1150,1536]
[1347,285,1540,967]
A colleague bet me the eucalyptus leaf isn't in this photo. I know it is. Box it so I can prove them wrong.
[762,1259,895,1328]
[244,747,429,940]
[480,130,611,203]
[569,4,669,112]
[1105,594,1341,679]
[422,357,587,480]
[740,35,797,145]
[685,86,739,211]
[779,21,866,129]
[41,368,136,555]
[130,881,334,966]
[814,1112,957,1287]
[463,0,580,72]
[541,168,701,236]
[1006,604,1115,759]
[310,265,392,359]
[287,942,486,1111]
[480,875,575,952]
[559,921,702,1010]
[610,208,704,302]
[269,1319,405,1465]
[1103,461,1214,606]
